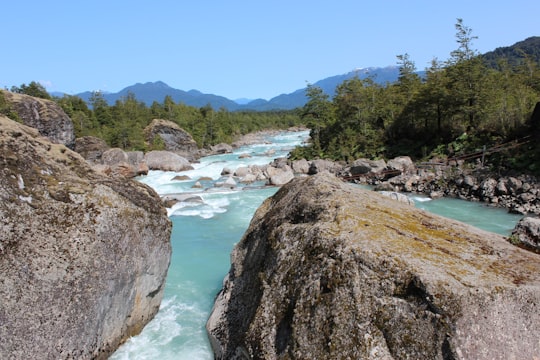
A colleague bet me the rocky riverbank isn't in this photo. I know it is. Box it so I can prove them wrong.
[0,116,172,358]
[337,157,540,216]
[207,173,540,359]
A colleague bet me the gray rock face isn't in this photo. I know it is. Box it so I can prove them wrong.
[350,158,387,175]
[207,172,540,360]
[144,118,198,154]
[0,116,172,359]
[2,90,75,149]
[267,164,295,186]
[74,136,110,163]
[308,159,343,175]
[144,150,194,172]
[386,156,414,173]
[511,216,540,252]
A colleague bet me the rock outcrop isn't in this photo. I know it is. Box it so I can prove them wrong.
[2,90,75,149]
[207,172,540,360]
[144,118,199,159]
[511,216,540,252]
[0,116,172,359]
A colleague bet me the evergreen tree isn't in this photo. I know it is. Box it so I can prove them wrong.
[445,19,488,130]
[11,81,51,99]
[301,84,334,155]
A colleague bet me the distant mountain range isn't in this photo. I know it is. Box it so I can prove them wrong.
[60,36,539,112]
[67,66,401,112]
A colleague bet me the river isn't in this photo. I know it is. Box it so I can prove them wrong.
[111,130,522,359]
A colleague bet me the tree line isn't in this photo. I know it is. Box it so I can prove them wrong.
[291,19,540,174]
[4,82,303,151]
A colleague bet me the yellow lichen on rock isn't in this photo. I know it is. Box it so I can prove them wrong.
[207,172,540,360]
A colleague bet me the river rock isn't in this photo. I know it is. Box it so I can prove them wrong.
[234,166,250,178]
[172,175,191,181]
[308,159,342,175]
[221,166,234,176]
[239,173,257,184]
[98,148,147,178]
[0,116,172,359]
[267,165,294,186]
[350,158,387,175]
[386,156,415,173]
[102,148,129,165]
[207,172,540,360]
[144,150,193,172]
[2,90,75,149]
[511,216,540,252]
[212,143,233,154]
[291,158,310,174]
[74,136,109,164]
[144,119,198,154]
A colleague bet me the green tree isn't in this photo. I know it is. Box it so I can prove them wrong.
[11,81,51,99]
[0,91,20,121]
[301,84,334,155]
[108,92,148,150]
[56,95,96,137]
[445,18,488,129]
[90,91,113,127]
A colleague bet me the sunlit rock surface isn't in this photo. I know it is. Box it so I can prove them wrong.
[207,172,540,360]
[0,116,172,359]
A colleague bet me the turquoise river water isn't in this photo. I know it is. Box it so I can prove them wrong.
[111,130,522,359]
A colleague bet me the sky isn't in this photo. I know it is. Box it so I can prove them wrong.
[2,0,538,100]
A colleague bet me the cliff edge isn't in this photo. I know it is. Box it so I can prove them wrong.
[207,172,540,359]
[0,116,172,359]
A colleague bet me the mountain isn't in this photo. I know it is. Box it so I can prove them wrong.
[69,67,401,112]
[75,81,241,110]
[66,35,539,112]
[482,36,540,68]
[60,66,407,111]
[245,66,402,110]
[234,98,255,105]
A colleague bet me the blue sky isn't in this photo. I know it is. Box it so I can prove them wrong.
[2,1,538,100]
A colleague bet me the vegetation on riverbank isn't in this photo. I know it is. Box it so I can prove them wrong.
[290,20,540,175]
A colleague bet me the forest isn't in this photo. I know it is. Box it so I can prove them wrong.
[1,81,303,151]
[290,20,540,175]
[3,20,540,174]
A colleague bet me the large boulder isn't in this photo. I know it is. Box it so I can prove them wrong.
[266,165,295,186]
[207,172,540,360]
[2,90,75,149]
[211,143,233,154]
[74,136,110,164]
[386,156,415,174]
[144,119,198,155]
[144,150,194,172]
[92,148,147,178]
[291,158,310,174]
[349,158,387,176]
[0,116,172,358]
[308,159,343,175]
[511,216,540,252]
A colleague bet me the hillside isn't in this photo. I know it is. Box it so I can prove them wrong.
[482,36,540,68]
